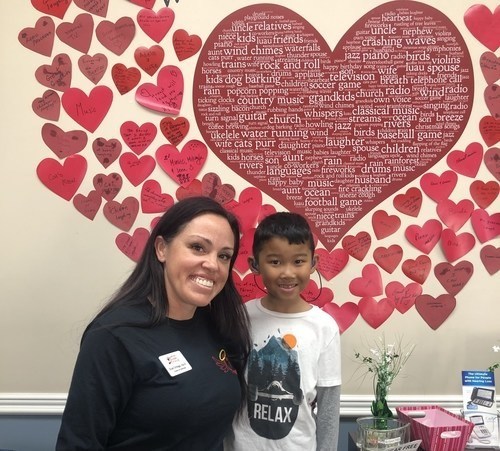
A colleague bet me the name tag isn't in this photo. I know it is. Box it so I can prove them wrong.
[159,351,192,377]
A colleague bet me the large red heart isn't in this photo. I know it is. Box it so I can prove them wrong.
[103,197,140,232]
[35,53,72,92]
[78,53,108,84]
[111,63,141,95]
[385,281,422,314]
[72,190,102,220]
[315,248,349,281]
[120,121,157,155]
[301,280,333,307]
[140,179,174,214]
[420,170,458,203]
[405,219,443,254]
[480,52,500,85]
[341,232,371,261]
[18,16,55,57]
[322,302,359,334]
[119,152,156,186]
[372,245,403,274]
[463,4,500,52]
[371,210,401,240]
[96,17,136,56]
[134,45,164,76]
[92,137,122,168]
[446,142,484,178]
[393,187,423,218]
[415,294,456,330]
[232,272,261,303]
[358,297,394,329]
[434,261,474,295]
[436,199,474,232]
[56,13,94,54]
[73,0,109,17]
[137,7,174,43]
[192,2,473,251]
[173,29,202,61]
[480,245,500,275]
[349,264,383,297]
[440,229,476,262]
[32,90,60,121]
[31,0,71,19]
[224,187,262,233]
[469,180,499,208]
[401,255,432,284]
[41,123,88,159]
[116,227,150,262]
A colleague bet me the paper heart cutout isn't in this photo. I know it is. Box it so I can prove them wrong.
[420,170,458,203]
[111,64,141,95]
[485,85,500,119]
[32,90,60,121]
[35,53,72,92]
[129,0,156,8]
[393,187,422,217]
[233,228,254,274]
[405,219,442,254]
[480,52,500,85]
[301,280,333,307]
[41,123,88,159]
[201,172,235,204]
[463,4,500,52]
[470,180,499,209]
[96,17,136,55]
[92,137,122,168]
[116,227,150,261]
[434,261,474,295]
[480,116,500,146]
[415,294,456,330]
[31,0,71,19]
[440,228,476,262]
[232,272,261,303]
[173,29,202,61]
[120,121,157,155]
[93,172,123,201]
[175,179,202,200]
[18,16,55,57]
[140,179,174,213]
[371,210,401,240]
[160,116,189,146]
[36,155,87,201]
[358,297,394,329]
[73,0,109,17]
[341,231,371,261]
[484,147,500,181]
[480,245,500,275]
[78,53,108,84]
[471,209,500,243]
[56,13,94,54]
[385,281,422,314]
[134,45,164,76]
[103,197,140,231]
[446,142,484,178]
[119,152,156,186]
[402,255,432,284]
[315,248,349,281]
[322,302,359,334]
[258,204,277,223]
[349,264,383,297]
[137,7,174,43]
[62,86,113,133]
[73,190,102,220]
[136,65,184,114]
[436,199,474,232]
[224,187,262,233]
[373,244,403,274]
[156,140,207,186]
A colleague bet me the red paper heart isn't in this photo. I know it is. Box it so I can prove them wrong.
[36,155,87,201]
[32,90,60,121]
[480,52,500,85]
[385,281,422,314]
[119,152,156,186]
[322,302,359,334]
[402,255,432,284]
[160,116,189,146]
[137,7,174,43]
[93,172,123,201]
[436,199,474,232]
[464,4,500,52]
[18,16,55,57]
[470,180,499,209]
[96,17,136,55]
[301,280,333,307]
[193,2,473,251]
[201,173,235,204]
[405,219,442,254]
[232,272,261,303]
[471,209,500,243]
[73,0,109,17]
[393,187,422,218]
[116,227,150,262]
[156,140,207,186]
[371,210,401,240]
[415,294,456,330]
[56,13,94,54]
[315,248,349,281]
[358,297,394,329]
[373,245,403,274]
[173,29,202,61]
[120,121,157,155]
[111,64,141,95]
[103,197,140,231]
[140,180,174,214]
[224,187,262,232]
[41,123,88,159]
[31,0,71,19]
[440,229,476,262]
[480,245,500,275]
[129,0,156,8]
[349,264,383,297]
[341,231,371,261]
[434,261,474,295]
[446,142,484,178]
[72,190,102,220]
[92,137,122,168]
[35,53,72,92]
[78,53,108,84]
[485,85,500,119]
[175,179,202,200]
[135,65,184,114]
[234,229,255,274]
[134,45,165,76]
[480,116,500,146]
[420,170,458,203]
[258,204,277,223]
[484,147,500,181]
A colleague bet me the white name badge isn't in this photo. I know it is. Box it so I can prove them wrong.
[159,351,192,377]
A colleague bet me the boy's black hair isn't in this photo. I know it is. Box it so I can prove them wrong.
[252,212,315,260]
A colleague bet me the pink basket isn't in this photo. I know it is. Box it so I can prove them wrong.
[397,405,474,451]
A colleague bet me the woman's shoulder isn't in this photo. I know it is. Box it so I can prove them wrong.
[90,301,152,329]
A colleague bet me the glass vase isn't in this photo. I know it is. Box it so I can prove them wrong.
[356,417,411,451]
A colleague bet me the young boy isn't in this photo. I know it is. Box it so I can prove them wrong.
[226,212,341,451]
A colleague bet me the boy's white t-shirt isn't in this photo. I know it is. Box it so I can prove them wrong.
[226,298,341,451]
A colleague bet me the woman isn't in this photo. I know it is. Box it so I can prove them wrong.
[56,196,252,450]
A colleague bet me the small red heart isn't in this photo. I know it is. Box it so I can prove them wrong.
[315,248,349,281]
[464,4,500,52]
[322,302,359,334]
[485,84,500,119]
[440,229,476,262]
[373,245,403,274]
[56,13,94,54]
[349,264,383,297]
[111,64,141,95]
[78,53,108,84]
[18,16,55,57]
[73,0,109,17]
[371,210,401,240]
[31,0,71,19]
[134,45,165,76]
[232,272,261,303]
[224,187,262,232]
[420,170,458,202]
[480,116,500,146]
[446,142,484,178]
[301,280,333,307]
[137,7,174,43]
[96,17,136,55]
[140,180,174,214]
[41,123,88,159]
[341,231,371,261]
[470,180,499,209]
[480,245,500,275]
[480,52,500,85]
[175,179,202,200]
[415,294,456,330]
[32,90,60,121]
[358,297,394,329]
[173,29,202,61]
[92,137,122,168]
[385,281,422,314]
[471,209,500,243]
[120,121,157,155]
[73,190,102,220]
[160,116,190,146]
[116,227,150,262]
[484,147,500,181]
[35,53,72,92]
[402,255,432,284]
[119,152,156,186]
[129,0,156,8]
[201,173,236,204]
[393,187,422,217]
[436,199,474,232]
[93,173,123,201]
[434,261,474,295]
[405,219,442,254]
[103,197,140,231]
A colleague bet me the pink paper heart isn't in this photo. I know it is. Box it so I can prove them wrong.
[301,280,333,307]
[137,7,174,43]
[173,29,202,61]
[116,227,150,262]
[233,229,254,274]
[480,52,500,85]
[41,123,88,159]
[480,245,500,275]
[385,281,422,314]
[446,142,484,178]
[140,180,174,214]
[484,147,500,181]
[160,116,189,146]
[120,121,157,155]
[402,255,432,284]
[322,302,359,334]
[373,245,403,274]
[484,85,500,119]
[405,219,443,254]
[73,0,109,17]
[103,197,140,231]
[393,187,423,217]
[201,172,235,204]
[480,116,500,146]
[111,64,141,95]
[464,4,500,52]
[18,16,55,57]
[32,90,60,121]
[92,137,122,168]
[440,229,476,262]
[72,190,102,220]
[224,187,262,233]
[31,0,71,19]
[96,17,136,55]
[78,53,108,84]
[349,264,383,297]
[93,172,123,201]
[436,199,474,232]
[415,294,456,330]
[119,152,156,186]
[61,86,113,133]
[258,204,277,223]
[35,53,72,92]
[134,45,165,76]
[128,0,156,8]
[469,180,499,209]
[371,210,401,240]
[56,13,94,54]
[434,261,474,295]
[315,248,349,281]
[341,231,371,261]
[471,209,500,243]
[175,179,202,200]
[232,272,261,303]
[358,297,394,329]
[420,170,458,202]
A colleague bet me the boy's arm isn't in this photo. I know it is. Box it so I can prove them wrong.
[316,385,341,451]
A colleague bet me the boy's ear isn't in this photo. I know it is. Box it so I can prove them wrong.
[310,254,319,273]
[248,257,259,273]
